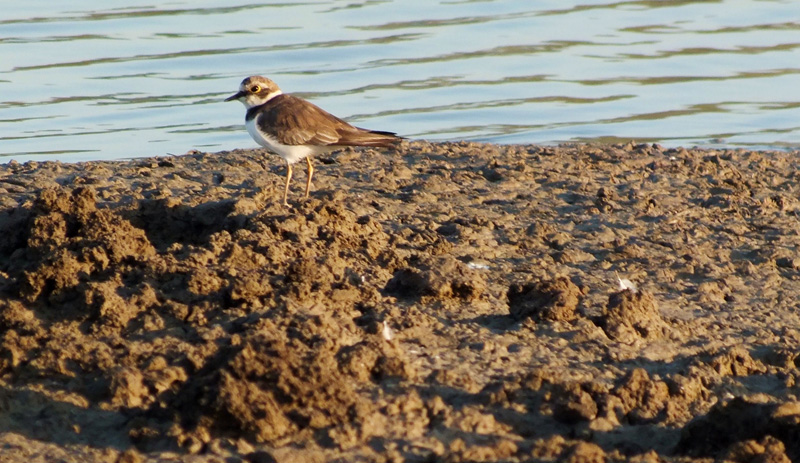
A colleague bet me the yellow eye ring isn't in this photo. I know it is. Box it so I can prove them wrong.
[250,85,261,93]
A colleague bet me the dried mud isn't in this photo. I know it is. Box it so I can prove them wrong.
[1,141,800,462]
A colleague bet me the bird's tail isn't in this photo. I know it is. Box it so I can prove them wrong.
[339,128,403,148]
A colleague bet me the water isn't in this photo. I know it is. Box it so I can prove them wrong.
[2,0,799,163]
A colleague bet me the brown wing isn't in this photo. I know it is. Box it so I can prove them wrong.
[256,94,355,146]
[255,94,401,147]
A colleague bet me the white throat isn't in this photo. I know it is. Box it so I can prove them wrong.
[241,90,282,109]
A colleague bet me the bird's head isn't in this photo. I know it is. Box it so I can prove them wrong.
[224,75,282,108]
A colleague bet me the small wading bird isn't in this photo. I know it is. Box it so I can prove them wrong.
[225,76,402,206]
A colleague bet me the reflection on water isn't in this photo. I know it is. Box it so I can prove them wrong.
[1,0,799,163]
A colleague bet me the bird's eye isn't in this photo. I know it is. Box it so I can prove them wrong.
[250,85,261,93]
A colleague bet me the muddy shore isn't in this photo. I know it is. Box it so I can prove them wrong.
[2,141,800,462]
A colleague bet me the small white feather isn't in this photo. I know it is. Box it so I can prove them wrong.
[616,274,638,293]
[382,320,394,341]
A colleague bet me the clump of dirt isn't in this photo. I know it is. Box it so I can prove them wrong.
[596,289,668,343]
[551,382,600,424]
[561,442,607,463]
[507,276,581,322]
[189,322,358,442]
[722,435,792,463]
[159,307,415,446]
[705,345,767,377]
[384,254,486,302]
[611,368,671,424]
[13,187,155,311]
[547,367,673,428]
[0,176,413,455]
[678,398,800,461]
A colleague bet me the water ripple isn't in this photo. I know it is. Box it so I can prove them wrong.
[1,0,799,162]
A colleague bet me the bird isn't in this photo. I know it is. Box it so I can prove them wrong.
[225,75,401,206]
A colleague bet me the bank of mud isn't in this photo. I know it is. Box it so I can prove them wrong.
[1,141,800,462]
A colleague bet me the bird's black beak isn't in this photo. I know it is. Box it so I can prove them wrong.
[224,90,245,102]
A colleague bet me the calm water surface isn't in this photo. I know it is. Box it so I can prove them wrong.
[2,1,800,163]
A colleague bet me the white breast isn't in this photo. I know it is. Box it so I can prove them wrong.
[245,117,330,165]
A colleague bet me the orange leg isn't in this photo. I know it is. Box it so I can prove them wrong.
[283,163,293,206]
[304,157,314,198]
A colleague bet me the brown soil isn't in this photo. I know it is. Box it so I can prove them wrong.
[1,141,800,462]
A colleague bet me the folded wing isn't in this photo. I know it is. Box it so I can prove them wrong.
[256,95,401,148]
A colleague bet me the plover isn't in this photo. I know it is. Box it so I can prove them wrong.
[225,75,401,206]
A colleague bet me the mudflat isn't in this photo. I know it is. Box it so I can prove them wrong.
[1,141,800,462]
